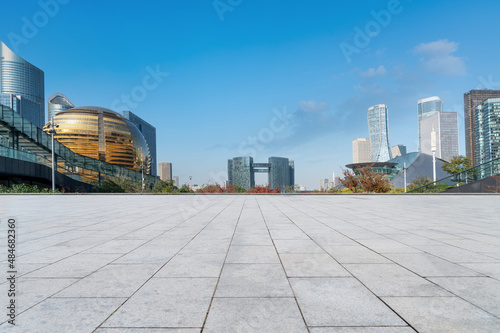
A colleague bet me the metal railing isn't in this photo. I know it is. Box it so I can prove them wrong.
[408,157,500,193]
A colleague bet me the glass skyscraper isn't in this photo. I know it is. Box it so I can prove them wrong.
[417,96,443,152]
[47,93,74,121]
[268,157,291,190]
[464,89,500,165]
[228,156,254,189]
[123,110,157,176]
[474,98,500,165]
[367,104,391,162]
[0,41,44,128]
[420,111,459,162]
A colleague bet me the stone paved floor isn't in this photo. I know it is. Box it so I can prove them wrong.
[1,194,500,332]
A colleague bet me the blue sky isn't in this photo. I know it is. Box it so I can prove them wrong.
[1,0,500,189]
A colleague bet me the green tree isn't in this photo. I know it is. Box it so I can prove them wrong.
[153,180,177,193]
[0,184,64,193]
[96,176,147,193]
[96,179,126,193]
[407,176,433,191]
[442,156,472,174]
[283,185,298,193]
[176,185,194,193]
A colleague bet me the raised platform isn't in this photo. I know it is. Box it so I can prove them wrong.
[1,195,499,332]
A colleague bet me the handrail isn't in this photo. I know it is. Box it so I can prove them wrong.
[408,157,500,193]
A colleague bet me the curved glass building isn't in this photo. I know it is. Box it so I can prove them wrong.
[44,106,151,174]
[417,96,442,151]
[367,104,391,162]
[0,41,44,128]
[47,93,74,121]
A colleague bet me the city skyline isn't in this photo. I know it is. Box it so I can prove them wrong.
[1,1,500,189]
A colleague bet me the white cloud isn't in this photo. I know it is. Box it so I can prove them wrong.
[414,39,466,77]
[360,65,387,78]
[299,100,330,112]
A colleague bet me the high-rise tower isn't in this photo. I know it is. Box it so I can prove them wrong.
[0,41,45,128]
[420,112,459,162]
[352,138,371,163]
[464,89,500,165]
[47,93,74,121]
[474,98,500,165]
[367,104,391,162]
[417,96,443,152]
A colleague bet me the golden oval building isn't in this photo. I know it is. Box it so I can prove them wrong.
[44,106,151,174]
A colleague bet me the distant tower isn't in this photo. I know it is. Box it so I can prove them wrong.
[417,96,443,152]
[0,41,44,128]
[420,112,459,162]
[367,104,391,162]
[390,144,407,158]
[47,93,74,121]
[352,138,371,163]
[158,162,172,181]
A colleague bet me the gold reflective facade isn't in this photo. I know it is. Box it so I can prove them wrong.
[44,106,151,174]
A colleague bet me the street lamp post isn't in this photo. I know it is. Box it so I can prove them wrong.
[403,162,407,193]
[47,117,59,192]
[141,162,144,193]
[431,129,437,182]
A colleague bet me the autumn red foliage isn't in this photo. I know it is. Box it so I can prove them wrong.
[247,185,281,193]
[195,184,225,193]
[339,165,391,193]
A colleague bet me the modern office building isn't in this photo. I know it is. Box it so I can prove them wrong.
[367,104,391,162]
[420,112,459,162]
[123,110,157,176]
[173,176,179,187]
[228,156,254,189]
[47,93,74,121]
[464,89,500,165]
[228,156,295,191]
[44,106,151,174]
[158,162,172,181]
[391,144,407,158]
[0,41,44,128]
[474,98,500,165]
[417,96,443,152]
[289,160,295,187]
[268,157,292,191]
[352,138,371,163]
